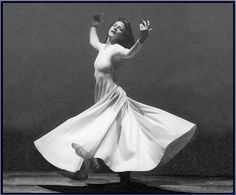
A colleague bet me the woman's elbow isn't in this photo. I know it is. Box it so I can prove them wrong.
[89,40,96,47]
[89,40,94,47]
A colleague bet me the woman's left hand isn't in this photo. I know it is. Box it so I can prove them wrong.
[139,20,152,44]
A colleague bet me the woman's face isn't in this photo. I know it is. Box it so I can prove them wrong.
[108,21,125,40]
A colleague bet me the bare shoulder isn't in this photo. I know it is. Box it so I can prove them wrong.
[102,44,122,53]
[111,44,125,60]
[114,44,124,50]
[113,44,129,54]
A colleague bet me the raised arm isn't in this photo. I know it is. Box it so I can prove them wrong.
[89,14,104,51]
[117,20,152,59]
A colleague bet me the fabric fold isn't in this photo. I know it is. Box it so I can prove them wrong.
[34,77,196,172]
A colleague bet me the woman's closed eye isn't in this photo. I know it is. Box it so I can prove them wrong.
[113,24,123,30]
[116,26,125,32]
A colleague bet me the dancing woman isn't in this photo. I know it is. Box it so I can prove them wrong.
[34,14,196,181]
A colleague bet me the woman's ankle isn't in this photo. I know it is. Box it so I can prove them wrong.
[118,171,131,183]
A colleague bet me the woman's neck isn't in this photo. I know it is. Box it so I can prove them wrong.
[106,37,117,46]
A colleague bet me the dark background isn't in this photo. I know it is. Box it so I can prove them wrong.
[3,3,233,176]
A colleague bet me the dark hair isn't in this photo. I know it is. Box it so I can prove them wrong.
[106,18,135,49]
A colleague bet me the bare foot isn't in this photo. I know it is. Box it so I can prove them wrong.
[71,143,92,159]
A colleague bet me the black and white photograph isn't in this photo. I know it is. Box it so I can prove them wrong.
[2,1,234,193]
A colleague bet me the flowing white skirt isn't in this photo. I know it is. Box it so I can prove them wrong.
[34,78,196,172]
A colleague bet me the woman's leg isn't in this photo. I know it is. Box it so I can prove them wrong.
[118,171,131,183]
[71,143,91,180]
[91,158,100,170]
[71,159,90,180]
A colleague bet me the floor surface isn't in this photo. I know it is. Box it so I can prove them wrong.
[3,172,234,193]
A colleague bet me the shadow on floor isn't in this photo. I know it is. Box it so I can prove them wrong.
[39,181,185,193]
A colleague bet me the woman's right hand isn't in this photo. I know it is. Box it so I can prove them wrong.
[92,13,104,27]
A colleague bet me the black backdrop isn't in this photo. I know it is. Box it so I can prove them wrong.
[3,2,233,176]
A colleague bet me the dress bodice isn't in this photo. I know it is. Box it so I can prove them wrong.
[93,45,118,102]
[94,48,113,74]
[94,44,120,84]
[94,48,114,77]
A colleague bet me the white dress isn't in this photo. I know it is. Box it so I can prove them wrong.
[34,44,196,172]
